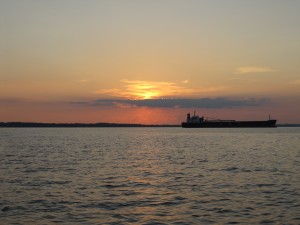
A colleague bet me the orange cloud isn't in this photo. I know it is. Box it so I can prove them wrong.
[234,66,275,74]
[94,79,226,99]
[291,79,300,85]
[94,88,123,97]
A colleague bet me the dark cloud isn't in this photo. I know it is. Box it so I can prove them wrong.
[0,98,24,103]
[69,101,89,105]
[91,98,269,109]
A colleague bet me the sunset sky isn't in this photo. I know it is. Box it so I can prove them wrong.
[1,0,299,124]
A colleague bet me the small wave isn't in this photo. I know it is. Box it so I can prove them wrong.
[259,219,275,224]
[77,200,146,211]
[256,183,276,187]
[142,221,167,225]
[102,184,129,189]
[224,167,239,171]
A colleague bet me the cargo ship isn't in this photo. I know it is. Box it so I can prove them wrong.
[182,112,277,128]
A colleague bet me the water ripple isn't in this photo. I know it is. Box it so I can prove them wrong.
[0,127,299,224]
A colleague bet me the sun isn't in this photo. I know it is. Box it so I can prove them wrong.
[127,82,161,99]
[140,90,160,99]
[95,80,171,100]
[134,89,161,99]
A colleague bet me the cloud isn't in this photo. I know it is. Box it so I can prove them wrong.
[0,98,24,103]
[94,88,123,96]
[234,66,275,74]
[69,101,90,105]
[91,97,269,109]
[291,79,300,85]
[94,79,226,99]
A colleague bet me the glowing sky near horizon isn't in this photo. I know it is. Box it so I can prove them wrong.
[0,0,300,124]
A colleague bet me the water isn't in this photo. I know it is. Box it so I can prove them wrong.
[0,128,299,224]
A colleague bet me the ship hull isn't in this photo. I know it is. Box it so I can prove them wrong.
[182,120,277,128]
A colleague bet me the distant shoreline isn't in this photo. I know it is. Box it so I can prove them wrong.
[0,122,300,127]
[0,122,180,128]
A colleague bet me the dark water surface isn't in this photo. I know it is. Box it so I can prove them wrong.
[0,128,299,224]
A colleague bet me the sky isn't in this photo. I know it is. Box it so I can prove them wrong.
[0,0,300,124]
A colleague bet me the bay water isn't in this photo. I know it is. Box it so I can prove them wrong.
[0,128,299,224]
